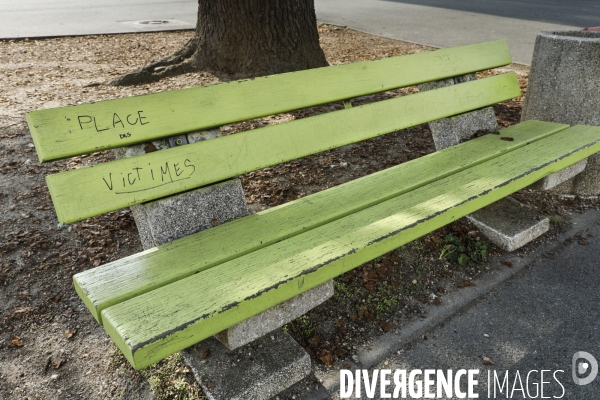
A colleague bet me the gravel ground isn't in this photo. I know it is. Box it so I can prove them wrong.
[1,25,598,400]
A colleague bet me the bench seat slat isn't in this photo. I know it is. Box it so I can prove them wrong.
[47,73,521,224]
[73,120,569,323]
[27,40,512,162]
[100,125,600,369]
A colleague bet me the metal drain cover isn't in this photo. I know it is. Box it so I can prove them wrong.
[134,20,173,25]
[120,19,194,29]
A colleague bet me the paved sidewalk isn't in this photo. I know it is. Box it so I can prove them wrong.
[3,0,597,64]
[315,0,599,64]
[318,210,600,399]
[0,0,196,38]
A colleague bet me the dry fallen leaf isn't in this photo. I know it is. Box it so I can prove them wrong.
[144,142,158,153]
[358,307,366,319]
[52,358,65,369]
[205,380,215,389]
[319,351,333,368]
[64,329,77,338]
[482,356,495,365]
[500,261,513,268]
[201,348,211,358]
[364,281,376,294]
[579,240,589,246]
[11,307,34,316]
[456,279,475,288]
[10,336,23,347]
[49,294,62,303]
[380,320,395,332]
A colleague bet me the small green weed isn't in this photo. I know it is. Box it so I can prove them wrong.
[365,282,398,319]
[140,353,204,400]
[548,215,562,225]
[333,280,354,299]
[287,314,315,340]
[439,233,488,267]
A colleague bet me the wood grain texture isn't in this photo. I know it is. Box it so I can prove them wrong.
[47,73,521,224]
[100,125,600,369]
[73,120,568,323]
[27,40,511,162]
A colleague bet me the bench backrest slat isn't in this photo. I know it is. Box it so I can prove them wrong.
[27,40,511,162]
[47,73,521,224]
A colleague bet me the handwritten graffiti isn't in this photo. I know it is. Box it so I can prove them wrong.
[102,159,196,194]
[75,110,149,138]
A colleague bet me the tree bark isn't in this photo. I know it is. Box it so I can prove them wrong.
[110,0,328,85]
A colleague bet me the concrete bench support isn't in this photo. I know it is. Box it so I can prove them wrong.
[116,129,332,399]
[419,75,549,251]
[183,329,311,400]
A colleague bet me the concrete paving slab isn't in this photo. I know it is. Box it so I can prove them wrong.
[4,0,595,66]
[183,329,311,400]
[467,197,549,252]
[0,0,196,39]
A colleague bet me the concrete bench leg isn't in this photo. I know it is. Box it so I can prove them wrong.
[183,329,311,400]
[116,129,333,399]
[215,281,334,350]
[186,281,333,400]
[418,75,549,251]
[466,197,549,252]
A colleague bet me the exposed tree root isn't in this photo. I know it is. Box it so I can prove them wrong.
[108,37,201,86]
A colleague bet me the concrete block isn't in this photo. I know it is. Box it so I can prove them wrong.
[188,129,222,143]
[427,108,499,150]
[573,153,600,196]
[215,280,334,350]
[114,129,249,249]
[130,179,249,249]
[421,74,549,251]
[418,74,499,150]
[522,30,600,195]
[467,197,549,252]
[530,159,587,191]
[182,329,311,400]
[275,373,331,400]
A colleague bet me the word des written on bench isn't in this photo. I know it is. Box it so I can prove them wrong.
[75,110,149,140]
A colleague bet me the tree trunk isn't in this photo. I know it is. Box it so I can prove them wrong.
[110,0,328,85]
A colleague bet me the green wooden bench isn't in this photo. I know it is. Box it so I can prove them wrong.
[26,40,600,370]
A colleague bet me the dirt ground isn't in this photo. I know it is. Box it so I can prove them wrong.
[1,25,599,400]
